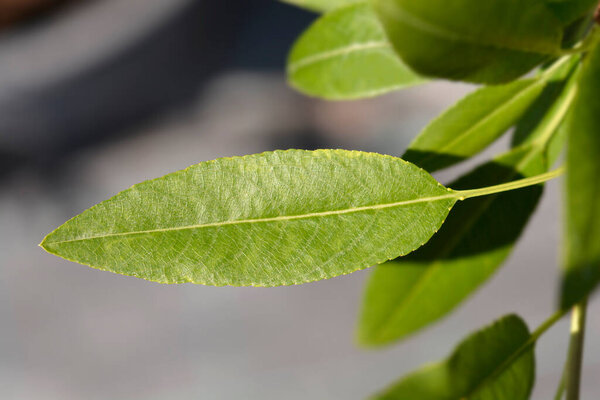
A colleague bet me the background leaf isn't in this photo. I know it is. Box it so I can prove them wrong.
[373,0,564,83]
[41,150,457,287]
[511,57,578,147]
[359,60,578,346]
[287,3,424,100]
[280,0,360,13]
[372,314,535,400]
[561,42,600,309]
[404,78,543,172]
[544,0,598,25]
[406,57,576,172]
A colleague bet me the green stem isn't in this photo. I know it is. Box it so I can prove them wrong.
[565,301,587,400]
[453,167,564,200]
[554,367,567,400]
[531,309,568,341]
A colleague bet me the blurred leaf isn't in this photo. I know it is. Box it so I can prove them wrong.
[280,0,360,13]
[373,0,564,83]
[405,57,576,173]
[544,0,598,25]
[359,65,578,346]
[287,3,424,100]
[512,56,579,147]
[561,42,600,309]
[40,150,457,287]
[372,315,535,400]
[404,81,540,172]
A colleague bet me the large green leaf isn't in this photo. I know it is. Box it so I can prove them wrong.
[373,0,565,83]
[287,3,424,100]
[359,62,578,346]
[280,0,360,13]
[561,42,600,309]
[372,314,535,400]
[544,0,598,25]
[40,150,457,287]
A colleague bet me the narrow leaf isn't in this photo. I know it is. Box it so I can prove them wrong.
[359,65,578,346]
[561,42,600,309]
[404,79,543,172]
[40,150,457,287]
[287,3,424,100]
[280,0,360,13]
[512,56,579,147]
[372,315,535,400]
[407,57,577,172]
[373,0,564,83]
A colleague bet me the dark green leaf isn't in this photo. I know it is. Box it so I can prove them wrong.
[359,65,578,346]
[40,150,457,287]
[561,42,600,308]
[544,0,598,25]
[287,3,424,100]
[373,0,564,83]
[372,314,535,400]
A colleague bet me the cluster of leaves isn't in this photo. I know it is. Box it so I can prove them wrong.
[41,0,600,398]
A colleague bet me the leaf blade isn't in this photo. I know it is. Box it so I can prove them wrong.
[41,149,457,287]
[405,57,578,172]
[373,315,535,400]
[359,63,578,346]
[404,79,544,172]
[562,42,600,308]
[360,149,545,346]
[373,0,564,83]
[287,3,425,100]
[544,0,598,25]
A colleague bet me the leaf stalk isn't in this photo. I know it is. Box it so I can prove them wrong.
[565,300,587,400]
[453,167,564,200]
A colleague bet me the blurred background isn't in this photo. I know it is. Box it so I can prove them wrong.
[0,1,598,399]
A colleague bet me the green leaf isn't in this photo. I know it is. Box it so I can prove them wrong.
[561,42,600,309]
[360,150,544,346]
[359,63,578,346]
[404,81,540,172]
[372,0,564,83]
[287,3,424,100]
[372,314,535,400]
[280,0,360,13]
[40,150,457,287]
[405,56,576,174]
[544,0,598,25]
[512,56,579,147]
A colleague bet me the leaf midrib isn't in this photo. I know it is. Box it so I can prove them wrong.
[43,191,457,246]
[460,332,534,399]
[288,41,390,73]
